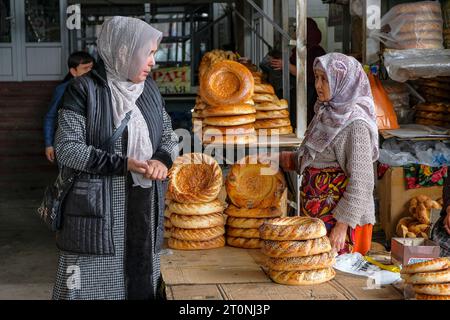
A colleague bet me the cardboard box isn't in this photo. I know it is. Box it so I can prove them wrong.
[391,238,441,266]
[377,166,443,240]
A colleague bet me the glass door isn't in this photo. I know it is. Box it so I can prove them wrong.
[0,0,18,81]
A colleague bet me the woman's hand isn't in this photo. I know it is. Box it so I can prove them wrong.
[329,221,348,253]
[444,206,450,235]
[45,146,55,163]
[127,158,149,174]
[144,160,168,181]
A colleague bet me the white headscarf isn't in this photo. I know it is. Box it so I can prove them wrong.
[298,53,379,173]
[97,16,162,187]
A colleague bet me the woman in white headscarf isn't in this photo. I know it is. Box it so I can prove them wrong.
[280,53,379,256]
[52,16,178,300]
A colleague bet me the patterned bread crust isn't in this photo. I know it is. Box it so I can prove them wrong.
[254,118,291,129]
[254,83,275,95]
[415,293,450,300]
[226,227,260,239]
[226,216,267,229]
[168,153,222,204]
[202,114,256,127]
[164,208,172,219]
[407,269,450,285]
[226,236,262,249]
[255,110,290,120]
[413,283,450,296]
[171,225,225,241]
[169,199,224,215]
[171,212,225,229]
[164,227,171,239]
[261,237,332,258]
[269,267,336,285]
[265,252,336,271]
[225,204,282,218]
[168,236,225,250]
[164,218,172,228]
[256,126,293,136]
[401,258,449,274]
[259,217,327,241]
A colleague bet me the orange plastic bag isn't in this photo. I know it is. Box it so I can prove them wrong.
[352,224,373,256]
[368,72,400,130]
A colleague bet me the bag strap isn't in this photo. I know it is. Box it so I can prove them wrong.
[100,111,132,149]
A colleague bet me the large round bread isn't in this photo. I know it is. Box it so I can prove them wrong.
[256,126,293,136]
[268,267,335,286]
[265,252,336,271]
[164,208,172,219]
[406,269,450,285]
[253,93,279,103]
[226,236,262,249]
[394,21,443,34]
[171,212,225,229]
[413,283,450,296]
[256,110,290,120]
[203,134,257,145]
[202,104,256,117]
[164,218,172,228]
[225,204,282,218]
[200,60,254,106]
[262,237,332,258]
[171,225,225,241]
[168,236,225,250]
[226,155,286,209]
[226,216,267,229]
[203,114,256,127]
[203,124,255,136]
[164,227,171,239]
[168,153,222,204]
[401,258,449,274]
[169,199,224,215]
[226,227,260,239]
[254,83,275,95]
[254,118,291,129]
[415,293,450,300]
[259,217,327,241]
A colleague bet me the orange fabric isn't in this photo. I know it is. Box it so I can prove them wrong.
[352,224,373,256]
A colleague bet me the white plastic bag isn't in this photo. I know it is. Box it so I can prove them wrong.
[334,253,401,286]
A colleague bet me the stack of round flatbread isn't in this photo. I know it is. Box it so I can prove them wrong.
[167,153,226,250]
[259,216,335,286]
[193,54,257,145]
[252,74,293,136]
[224,155,287,249]
[401,258,450,300]
[414,102,450,128]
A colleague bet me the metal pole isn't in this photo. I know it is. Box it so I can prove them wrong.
[281,0,290,105]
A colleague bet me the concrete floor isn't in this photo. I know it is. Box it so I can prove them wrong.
[0,193,58,300]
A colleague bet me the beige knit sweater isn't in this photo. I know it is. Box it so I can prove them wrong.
[297,120,376,229]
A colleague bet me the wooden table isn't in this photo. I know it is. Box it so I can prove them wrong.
[160,245,404,300]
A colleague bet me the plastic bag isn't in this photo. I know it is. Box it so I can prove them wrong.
[370,1,444,50]
[368,72,400,129]
[379,149,418,166]
[333,253,401,286]
[383,49,450,82]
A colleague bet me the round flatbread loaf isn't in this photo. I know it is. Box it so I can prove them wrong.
[269,268,335,285]
[259,216,327,241]
[168,236,225,250]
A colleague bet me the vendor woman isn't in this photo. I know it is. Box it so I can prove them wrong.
[431,173,450,256]
[280,52,379,255]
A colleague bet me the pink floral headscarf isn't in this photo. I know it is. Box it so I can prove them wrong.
[298,52,379,173]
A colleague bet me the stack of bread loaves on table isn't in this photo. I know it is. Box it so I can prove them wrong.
[193,50,257,145]
[167,153,226,250]
[401,258,450,300]
[413,102,450,128]
[259,216,336,285]
[224,155,287,249]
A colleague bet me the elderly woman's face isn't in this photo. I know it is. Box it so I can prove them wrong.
[131,45,158,83]
[314,69,331,102]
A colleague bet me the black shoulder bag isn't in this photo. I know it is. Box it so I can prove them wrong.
[37,111,131,232]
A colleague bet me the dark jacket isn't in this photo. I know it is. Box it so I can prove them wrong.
[43,81,70,147]
[442,173,449,217]
[55,59,174,255]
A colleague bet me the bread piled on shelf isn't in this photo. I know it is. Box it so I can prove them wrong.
[401,258,450,300]
[224,155,287,249]
[259,216,336,285]
[193,50,257,145]
[167,153,226,250]
[413,102,450,128]
[396,195,442,239]
[251,73,293,136]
